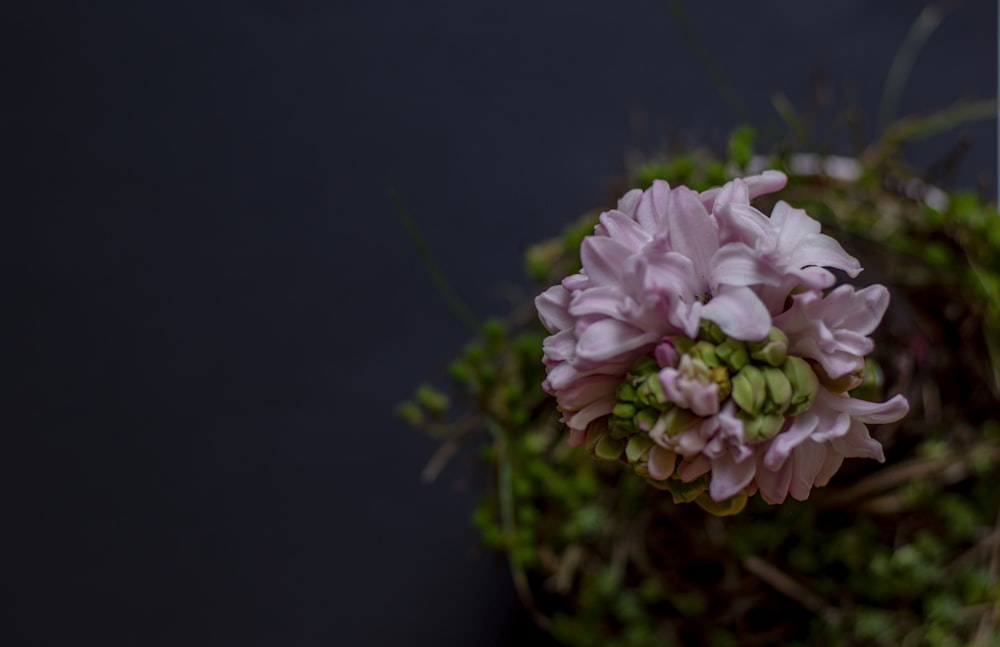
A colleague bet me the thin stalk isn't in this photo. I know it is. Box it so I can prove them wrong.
[389,188,479,331]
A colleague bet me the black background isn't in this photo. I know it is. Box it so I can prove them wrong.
[7,2,996,645]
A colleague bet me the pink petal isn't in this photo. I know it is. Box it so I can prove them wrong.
[575,318,659,362]
[599,210,653,251]
[708,450,757,501]
[700,285,772,341]
[665,186,719,282]
[787,440,828,501]
[763,411,818,470]
[535,285,573,332]
[580,236,633,286]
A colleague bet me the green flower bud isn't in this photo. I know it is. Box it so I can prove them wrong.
[630,354,660,378]
[731,365,767,416]
[612,402,637,419]
[709,366,731,401]
[607,416,633,439]
[698,319,726,344]
[783,355,820,416]
[761,365,792,414]
[593,434,626,461]
[715,337,750,372]
[672,335,696,356]
[742,412,785,443]
[663,476,708,503]
[617,382,637,403]
[691,341,721,367]
[650,406,700,442]
[748,327,789,367]
[634,407,660,432]
[636,373,669,407]
[625,434,654,463]
[695,490,748,516]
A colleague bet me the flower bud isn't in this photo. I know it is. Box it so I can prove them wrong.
[691,341,721,367]
[695,490,748,516]
[783,355,820,415]
[625,434,654,463]
[715,337,750,372]
[592,433,626,461]
[612,402,637,419]
[742,412,785,443]
[634,407,660,432]
[761,365,792,414]
[748,327,789,367]
[732,364,767,416]
[811,361,864,394]
[636,373,669,407]
[698,319,726,344]
[663,476,708,503]
[709,366,731,401]
[616,382,637,403]
[648,406,699,443]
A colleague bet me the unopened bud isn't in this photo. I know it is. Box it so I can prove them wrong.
[811,361,864,394]
[691,341,721,367]
[664,476,708,503]
[715,337,750,372]
[698,319,726,344]
[616,382,637,403]
[593,434,626,461]
[612,402,637,419]
[742,412,785,443]
[636,373,669,407]
[761,366,792,414]
[748,327,789,367]
[783,355,820,415]
[732,365,767,416]
[625,434,654,463]
[695,490,748,516]
[709,366,731,401]
[634,407,660,432]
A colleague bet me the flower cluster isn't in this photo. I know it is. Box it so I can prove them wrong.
[535,171,909,513]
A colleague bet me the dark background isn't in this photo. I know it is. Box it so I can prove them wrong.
[7,1,996,645]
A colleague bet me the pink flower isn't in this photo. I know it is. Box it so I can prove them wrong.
[536,172,909,509]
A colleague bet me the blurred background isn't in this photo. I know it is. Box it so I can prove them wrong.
[6,1,996,645]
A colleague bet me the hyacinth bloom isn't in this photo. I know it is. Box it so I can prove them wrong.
[535,171,909,513]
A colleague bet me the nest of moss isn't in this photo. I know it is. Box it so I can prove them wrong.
[400,122,1000,646]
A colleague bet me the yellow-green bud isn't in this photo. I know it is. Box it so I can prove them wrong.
[783,355,820,415]
[593,434,626,461]
[715,337,750,371]
[691,341,721,367]
[732,364,767,416]
[742,412,785,443]
[761,365,792,414]
[612,402,636,419]
[652,406,700,442]
[634,407,660,432]
[748,327,789,367]
[698,319,726,344]
[709,366,731,401]
[636,373,669,407]
[695,490,748,516]
[663,476,709,503]
[616,382,637,403]
[625,434,654,463]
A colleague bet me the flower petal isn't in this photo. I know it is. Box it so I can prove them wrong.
[575,318,658,362]
[700,285,772,341]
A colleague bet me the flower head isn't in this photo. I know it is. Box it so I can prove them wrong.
[535,171,909,513]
